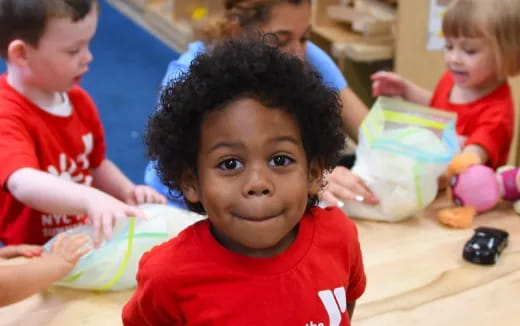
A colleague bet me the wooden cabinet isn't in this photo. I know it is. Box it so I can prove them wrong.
[115,0,223,51]
[312,0,397,62]
[311,0,397,106]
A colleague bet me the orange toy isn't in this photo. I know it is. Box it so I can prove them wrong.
[438,206,476,228]
[444,152,481,179]
[437,152,480,228]
[438,152,520,228]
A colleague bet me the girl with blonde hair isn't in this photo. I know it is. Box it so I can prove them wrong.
[372,0,520,168]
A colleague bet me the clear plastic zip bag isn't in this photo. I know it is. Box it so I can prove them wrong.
[342,96,459,222]
[44,204,204,291]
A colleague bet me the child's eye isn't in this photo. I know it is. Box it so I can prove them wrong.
[67,49,81,55]
[269,155,294,167]
[444,43,454,51]
[464,48,477,55]
[218,159,243,170]
[273,34,291,48]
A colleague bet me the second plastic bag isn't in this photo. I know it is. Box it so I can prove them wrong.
[44,204,204,291]
[342,96,458,222]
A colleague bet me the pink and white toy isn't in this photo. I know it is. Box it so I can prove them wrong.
[451,165,520,214]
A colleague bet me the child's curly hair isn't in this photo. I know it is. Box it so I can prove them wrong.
[146,36,345,213]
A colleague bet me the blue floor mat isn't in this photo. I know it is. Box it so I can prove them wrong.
[1,0,178,183]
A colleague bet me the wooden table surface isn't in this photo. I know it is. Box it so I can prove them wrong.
[1,194,518,326]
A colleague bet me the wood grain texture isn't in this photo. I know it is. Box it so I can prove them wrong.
[0,287,131,326]
[0,194,518,325]
[353,194,520,325]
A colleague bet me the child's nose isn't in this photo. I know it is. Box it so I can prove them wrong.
[83,48,93,65]
[448,50,463,64]
[243,167,274,197]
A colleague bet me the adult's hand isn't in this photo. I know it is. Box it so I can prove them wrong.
[321,166,379,206]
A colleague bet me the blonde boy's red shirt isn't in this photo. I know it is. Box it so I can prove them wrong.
[122,207,366,326]
[430,72,514,168]
[0,73,106,245]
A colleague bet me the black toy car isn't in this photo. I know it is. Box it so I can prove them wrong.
[463,227,509,265]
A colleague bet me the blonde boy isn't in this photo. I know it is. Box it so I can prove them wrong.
[0,0,165,246]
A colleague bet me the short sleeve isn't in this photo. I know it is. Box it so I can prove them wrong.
[160,41,205,87]
[0,112,39,187]
[464,103,513,168]
[346,220,366,302]
[305,41,348,90]
[161,61,189,87]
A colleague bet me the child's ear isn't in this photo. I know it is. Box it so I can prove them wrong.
[179,171,201,204]
[7,40,29,66]
[308,160,324,197]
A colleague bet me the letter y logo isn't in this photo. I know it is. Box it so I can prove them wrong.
[317,287,346,326]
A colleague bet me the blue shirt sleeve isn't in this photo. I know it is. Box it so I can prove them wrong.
[305,41,348,90]
[161,62,189,87]
[161,41,206,87]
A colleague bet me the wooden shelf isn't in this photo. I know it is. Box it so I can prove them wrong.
[115,0,396,60]
[312,0,396,62]
[110,0,222,52]
[312,24,362,44]
[145,0,193,51]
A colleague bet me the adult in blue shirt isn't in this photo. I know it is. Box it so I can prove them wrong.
[145,0,378,208]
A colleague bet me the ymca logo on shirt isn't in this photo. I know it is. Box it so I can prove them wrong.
[41,133,93,237]
[47,133,93,186]
[306,286,347,326]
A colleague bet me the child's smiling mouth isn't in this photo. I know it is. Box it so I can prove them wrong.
[232,212,282,222]
[450,69,468,76]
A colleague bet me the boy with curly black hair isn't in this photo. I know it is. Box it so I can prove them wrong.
[123,37,366,325]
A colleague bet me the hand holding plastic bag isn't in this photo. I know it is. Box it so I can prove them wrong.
[44,204,204,291]
[342,96,458,222]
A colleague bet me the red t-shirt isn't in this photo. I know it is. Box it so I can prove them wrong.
[122,207,366,326]
[430,72,514,168]
[0,74,106,245]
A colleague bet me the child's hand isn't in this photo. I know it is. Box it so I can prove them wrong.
[371,71,407,98]
[85,192,146,246]
[46,233,91,275]
[0,245,43,259]
[124,185,167,205]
